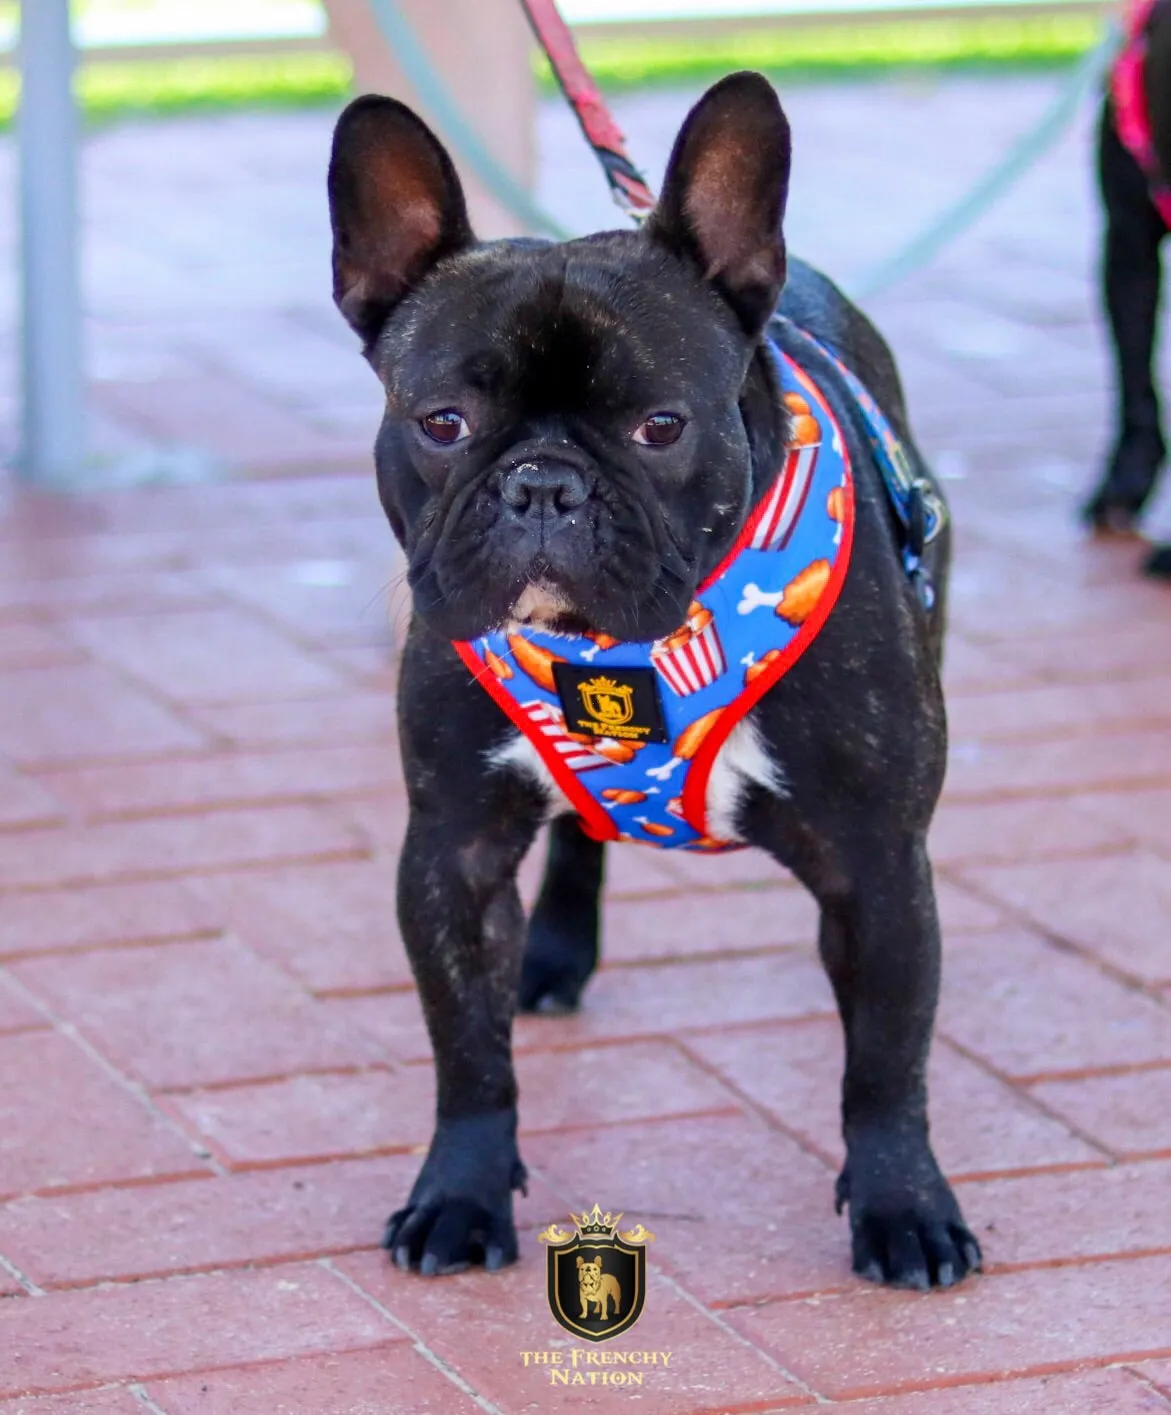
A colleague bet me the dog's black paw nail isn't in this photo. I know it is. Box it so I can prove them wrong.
[533,992,577,1015]
[895,1269,931,1293]
[383,1205,416,1262]
[419,1251,470,1277]
[383,1195,518,1276]
[847,1183,981,1289]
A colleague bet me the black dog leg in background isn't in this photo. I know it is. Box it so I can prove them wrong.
[1144,0,1171,577]
[1083,104,1167,531]
[519,815,606,1013]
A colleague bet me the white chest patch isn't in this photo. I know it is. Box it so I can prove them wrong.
[487,731,575,818]
[703,715,788,843]
[488,714,786,838]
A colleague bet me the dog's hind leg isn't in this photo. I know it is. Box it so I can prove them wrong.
[518,815,605,1014]
[1083,102,1167,530]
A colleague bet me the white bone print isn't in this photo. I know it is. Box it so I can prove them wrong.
[737,582,786,616]
[646,756,684,782]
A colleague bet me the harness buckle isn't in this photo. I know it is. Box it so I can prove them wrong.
[903,483,936,611]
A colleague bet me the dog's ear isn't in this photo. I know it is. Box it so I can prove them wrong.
[328,95,474,348]
[576,1256,584,1267]
[648,72,791,336]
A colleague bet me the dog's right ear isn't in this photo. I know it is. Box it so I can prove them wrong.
[328,95,474,349]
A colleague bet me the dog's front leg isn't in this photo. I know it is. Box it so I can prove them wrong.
[385,807,538,1275]
[819,829,981,1291]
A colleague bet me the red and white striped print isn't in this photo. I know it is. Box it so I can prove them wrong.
[520,700,609,772]
[748,441,820,553]
[651,617,727,697]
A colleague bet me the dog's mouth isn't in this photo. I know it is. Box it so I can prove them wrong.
[506,578,595,637]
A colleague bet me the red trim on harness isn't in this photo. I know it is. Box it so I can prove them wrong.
[453,639,620,841]
[681,370,856,839]
[679,491,855,839]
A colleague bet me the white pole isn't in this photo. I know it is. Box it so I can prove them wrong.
[18,0,85,486]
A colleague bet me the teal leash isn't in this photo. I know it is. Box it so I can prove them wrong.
[364,0,573,239]
[846,23,1123,300]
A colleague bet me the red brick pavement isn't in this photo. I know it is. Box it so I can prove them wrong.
[0,467,1168,1413]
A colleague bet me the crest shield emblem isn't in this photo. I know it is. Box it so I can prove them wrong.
[538,1204,655,1342]
[578,676,634,730]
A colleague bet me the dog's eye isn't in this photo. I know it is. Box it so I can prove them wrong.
[420,410,471,445]
[633,413,686,447]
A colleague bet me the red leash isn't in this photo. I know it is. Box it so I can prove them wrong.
[519,0,657,219]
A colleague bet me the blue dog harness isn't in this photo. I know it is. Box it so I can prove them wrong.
[455,333,940,851]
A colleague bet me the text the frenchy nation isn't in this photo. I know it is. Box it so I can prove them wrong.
[520,1348,674,1386]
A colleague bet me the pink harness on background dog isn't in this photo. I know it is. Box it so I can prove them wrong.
[1113,0,1171,225]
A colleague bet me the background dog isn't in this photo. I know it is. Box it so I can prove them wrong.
[328,71,980,1290]
[1083,0,1171,577]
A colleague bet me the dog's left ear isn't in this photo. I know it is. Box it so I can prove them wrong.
[328,94,474,349]
[648,72,791,336]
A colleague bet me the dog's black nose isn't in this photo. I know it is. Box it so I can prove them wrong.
[500,460,588,515]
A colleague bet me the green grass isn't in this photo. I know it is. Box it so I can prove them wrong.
[0,12,1107,130]
[0,52,352,129]
[564,12,1106,90]
[80,51,350,121]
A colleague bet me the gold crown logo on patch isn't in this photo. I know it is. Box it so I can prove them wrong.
[577,676,635,727]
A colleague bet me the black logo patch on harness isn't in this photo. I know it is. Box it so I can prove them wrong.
[552,664,668,744]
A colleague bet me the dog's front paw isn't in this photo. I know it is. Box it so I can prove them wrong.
[836,1155,982,1291]
[384,1111,527,1276]
[385,1195,519,1275]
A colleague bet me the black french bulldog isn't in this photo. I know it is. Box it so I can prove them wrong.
[1082,0,1171,577]
[327,72,981,1290]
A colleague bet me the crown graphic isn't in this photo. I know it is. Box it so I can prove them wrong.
[582,676,622,694]
[537,1202,656,1248]
[574,1203,621,1237]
